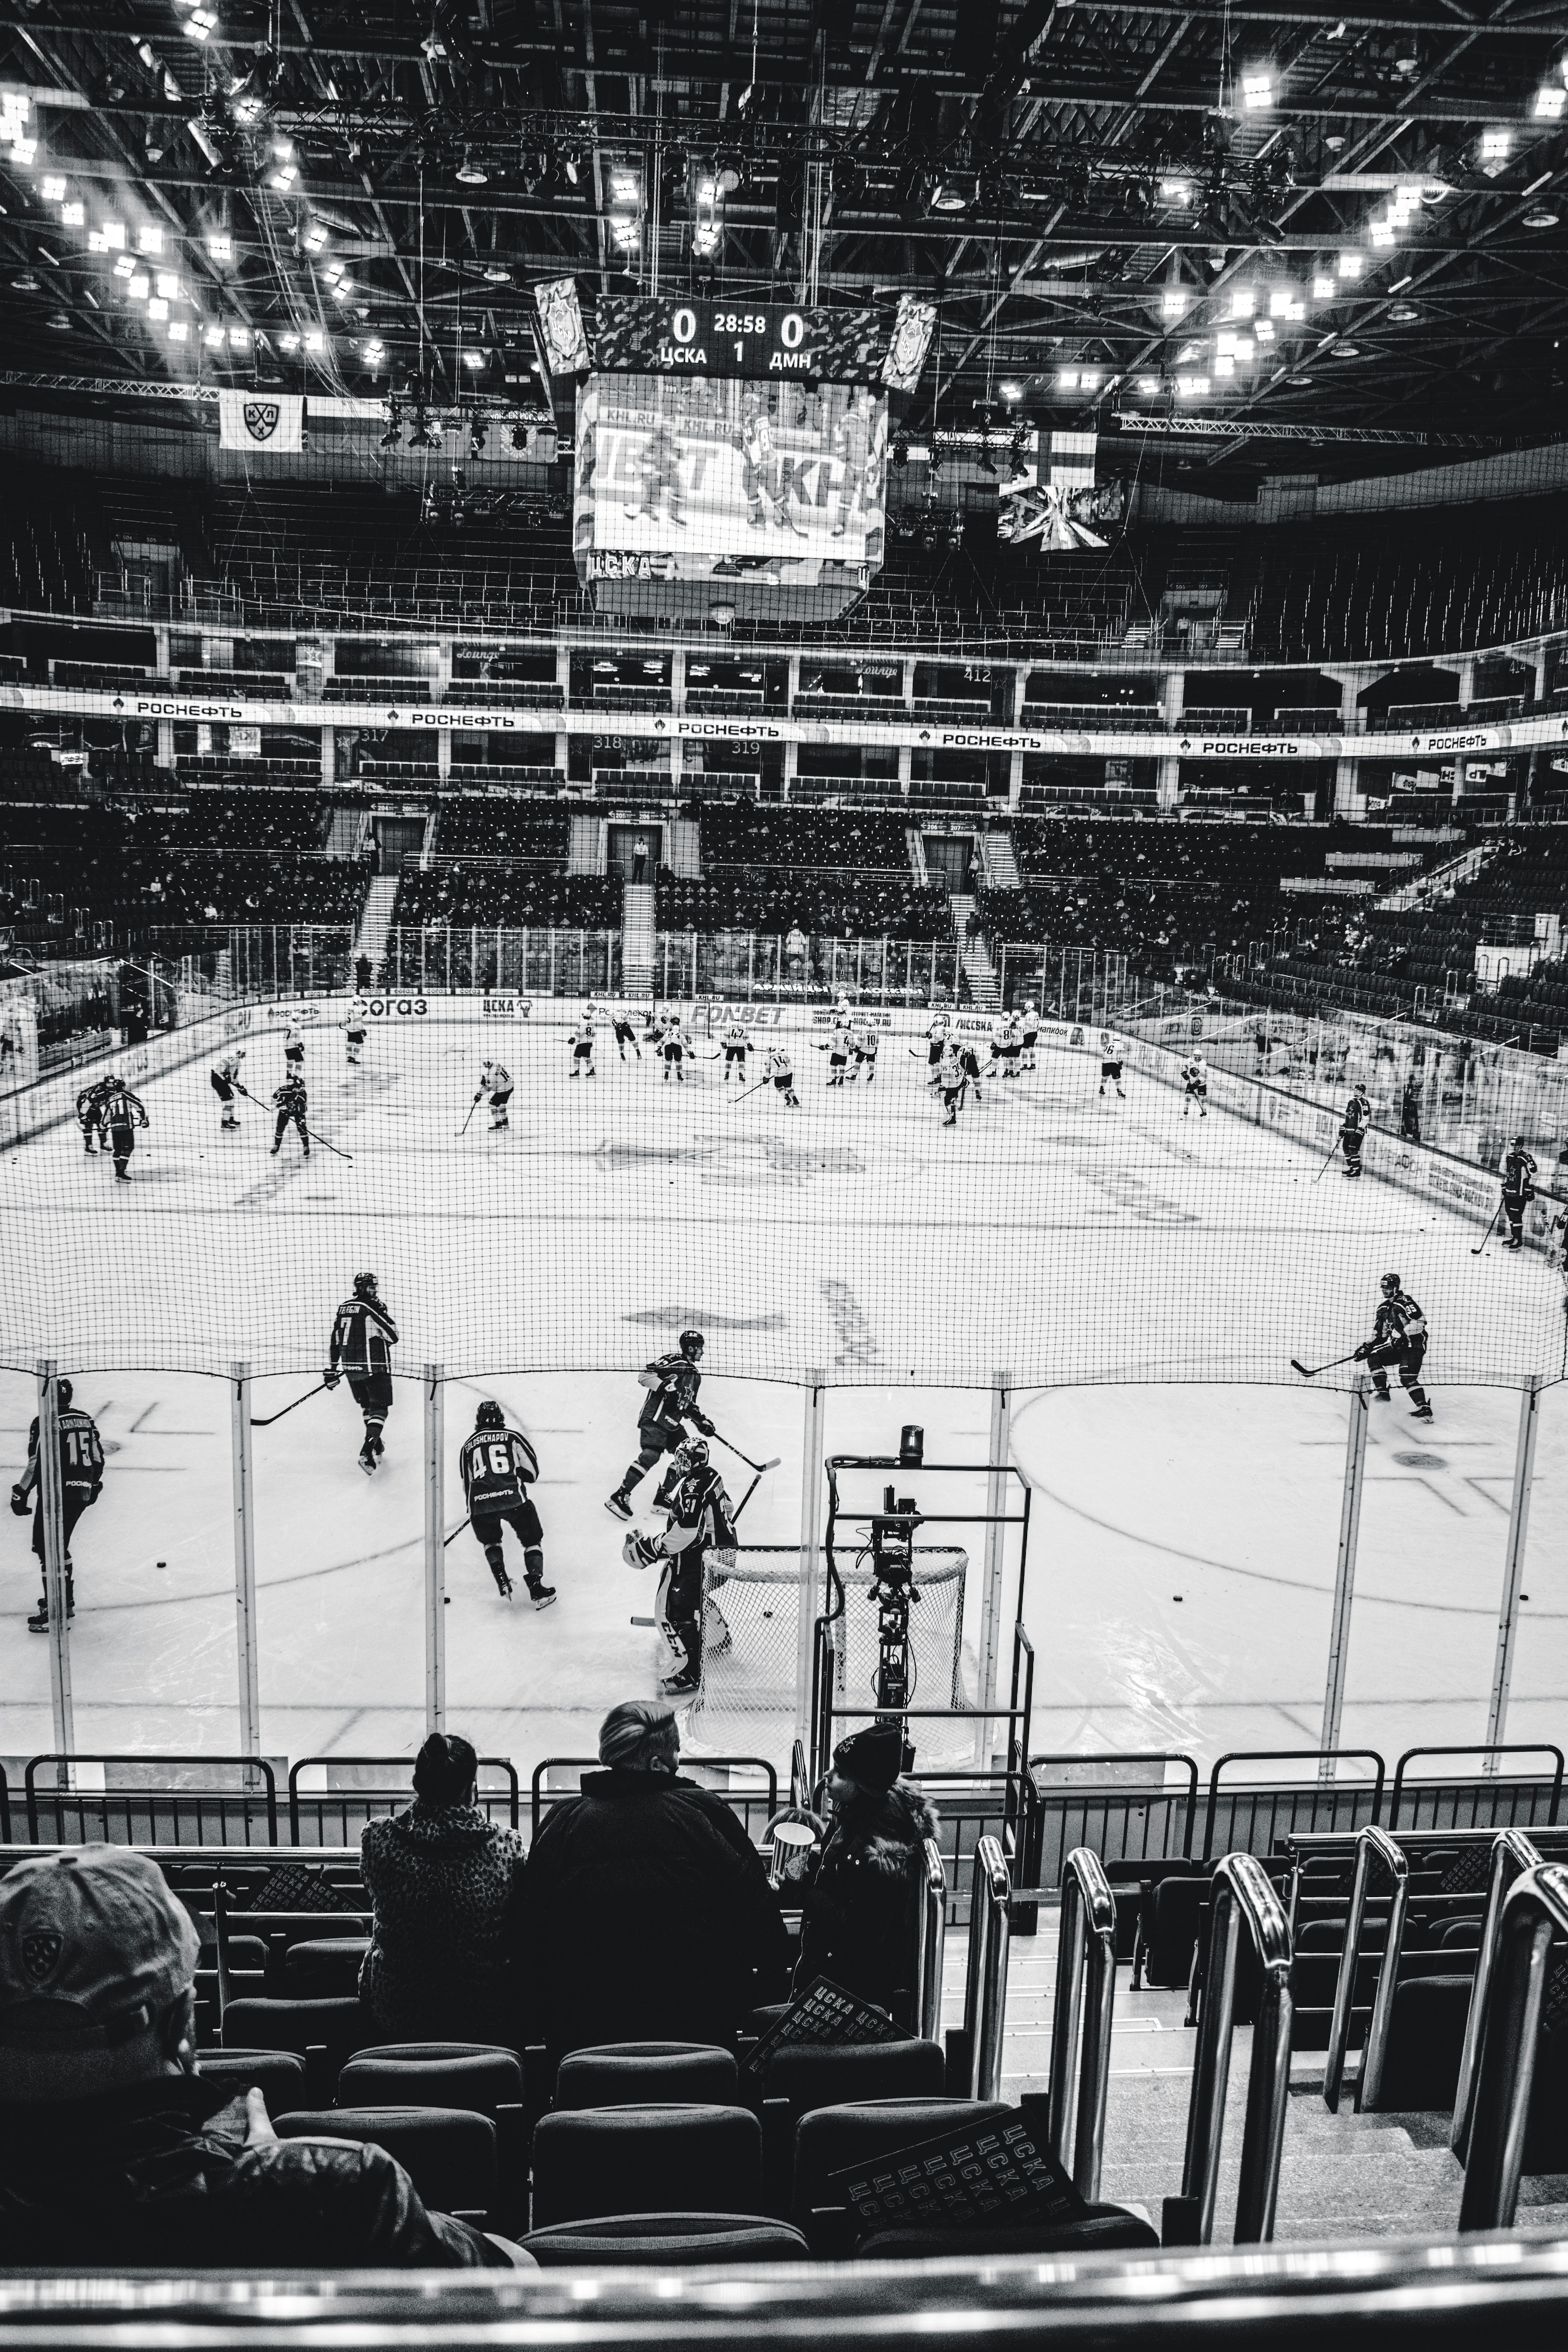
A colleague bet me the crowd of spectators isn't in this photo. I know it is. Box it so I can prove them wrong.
[390,867,622,931]
[0,1711,947,2269]
[660,803,950,940]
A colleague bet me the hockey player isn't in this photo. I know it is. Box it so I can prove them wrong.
[606,1330,714,1520]
[925,1009,952,1088]
[475,1060,512,1131]
[721,1016,749,1080]
[283,1022,306,1075]
[1020,1000,1041,1074]
[611,1008,642,1063]
[958,1034,986,1103]
[325,1273,399,1474]
[345,1014,367,1068]
[459,1400,556,1607]
[75,1077,111,1156]
[1355,1273,1432,1423]
[999,1014,1022,1080]
[826,1025,850,1087]
[100,1075,147,1179]
[622,1437,737,1696]
[10,1379,103,1633]
[938,1038,966,1128]
[1099,1040,1126,1100]
[1340,1082,1372,1178]
[848,1018,878,1083]
[570,1009,597,1078]
[644,1006,666,1054]
[270,1074,310,1159]
[765,1042,799,1105]
[212,1045,246,1131]
[661,1013,687,1084]
[1181,1054,1208,1119]
[1501,1135,1538,1250]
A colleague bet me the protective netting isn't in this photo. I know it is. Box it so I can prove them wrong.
[1,969,1565,1388]
[689,1545,968,1766]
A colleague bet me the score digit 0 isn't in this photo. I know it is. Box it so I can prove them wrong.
[673,307,698,344]
[780,313,804,349]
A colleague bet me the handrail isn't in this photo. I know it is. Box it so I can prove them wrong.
[24,1754,278,1844]
[914,1835,948,2046]
[1047,1846,1118,2200]
[1323,1824,1410,2114]
[962,1834,1012,2101]
[1450,1827,1543,2159]
[290,1755,519,1843]
[1201,1749,1386,1859]
[1390,1743,1564,1828]
[1457,1861,1568,2232]
[1173,1850,1294,2246]
[1028,1750,1200,1859]
[528,1755,777,1842]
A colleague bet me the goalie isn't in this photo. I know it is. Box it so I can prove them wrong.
[623,1438,737,1698]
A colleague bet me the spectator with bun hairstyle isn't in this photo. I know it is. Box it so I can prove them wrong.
[358,1732,526,2046]
[0,1846,516,2266]
[791,1721,939,2029]
[519,1699,789,2054]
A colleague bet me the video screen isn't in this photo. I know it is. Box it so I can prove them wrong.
[573,373,888,570]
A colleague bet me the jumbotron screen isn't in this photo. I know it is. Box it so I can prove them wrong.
[573,372,888,583]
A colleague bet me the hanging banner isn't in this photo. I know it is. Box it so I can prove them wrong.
[218,390,305,454]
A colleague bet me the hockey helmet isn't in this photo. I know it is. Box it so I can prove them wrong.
[475,1400,506,1430]
[1513,1133,1527,1147]
[55,1379,72,1409]
[354,1271,379,1300]
[1381,1272,1401,1296]
[679,1328,705,1361]
[675,1437,710,1475]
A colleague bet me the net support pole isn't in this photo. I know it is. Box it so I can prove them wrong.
[1486,1376,1542,1767]
[974,1369,1012,1768]
[230,1360,261,1759]
[35,1358,75,1762]
[794,1368,827,1758]
[1319,1375,1369,1777]
[424,1364,446,1733]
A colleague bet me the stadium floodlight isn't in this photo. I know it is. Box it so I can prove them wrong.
[206,230,233,262]
[270,164,297,190]
[155,271,181,299]
[227,323,249,344]
[1535,84,1567,118]
[168,319,188,341]
[1161,284,1190,319]
[1311,268,1336,299]
[1230,287,1255,318]
[184,11,217,40]
[1480,127,1511,165]
[1369,218,1396,247]
[1175,372,1211,395]
[203,323,225,346]
[302,219,328,253]
[138,226,164,254]
[1337,250,1363,279]
[1269,284,1297,317]
[1255,316,1275,342]
[305,327,324,353]
[148,295,168,319]
[1240,66,1274,108]
[463,348,485,370]
[456,148,488,185]
[1134,374,1160,396]
[279,329,300,351]
[1214,354,1235,377]
[62,201,84,226]
[1159,177,1193,206]
[113,254,136,279]
[101,217,126,248]
[128,273,149,299]
[41,174,65,201]
[1055,366,1079,391]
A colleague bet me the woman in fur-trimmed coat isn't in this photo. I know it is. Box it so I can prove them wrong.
[793,1721,940,2029]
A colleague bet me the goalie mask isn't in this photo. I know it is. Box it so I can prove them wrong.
[673,1438,709,1476]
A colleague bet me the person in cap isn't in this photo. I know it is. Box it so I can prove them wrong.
[791,1721,940,2029]
[358,1733,526,2046]
[518,1699,789,2054]
[0,1846,516,2267]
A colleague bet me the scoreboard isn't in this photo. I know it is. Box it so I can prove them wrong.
[593,296,885,384]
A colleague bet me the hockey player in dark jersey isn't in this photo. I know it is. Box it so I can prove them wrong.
[1340,1082,1372,1178]
[1501,1136,1538,1251]
[1355,1273,1432,1422]
[100,1077,147,1179]
[957,1036,985,1102]
[75,1078,111,1155]
[937,1038,965,1128]
[622,1437,738,1695]
[325,1272,399,1472]
[458,1401,555,1606]
[10,1380,103,1632]
[605,1330,714,1519]
[271,1076,310,1158]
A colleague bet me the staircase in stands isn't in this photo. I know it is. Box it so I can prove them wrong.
[977,827,1022,892]
[352,873,399,979]
[622,880,656,997]
[951,894,1001,1009]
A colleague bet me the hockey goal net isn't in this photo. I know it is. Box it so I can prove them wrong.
[687,1544,970,1769]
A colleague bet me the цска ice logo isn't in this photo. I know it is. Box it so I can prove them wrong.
[243,402,281,443]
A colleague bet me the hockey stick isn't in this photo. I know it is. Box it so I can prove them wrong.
[1312,1134,1345,1183]
[709,1428,782,1474]
[731,1472,762,1521]
[1289,1350,1363,1380]
[301,1121,354,1163]
[250,1379,333,1428]
[1472,1203,1504,1257]
[458,1094,482,1139]
[728,1076,773,1105]
[443,1514,472,1549]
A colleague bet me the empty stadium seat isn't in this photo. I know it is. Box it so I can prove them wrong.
[337,2043,524,2114]
[284,1937,371,1996]
[197,2047,307,2106]
[530,2104,765,2228]
[520,2213,810,2267]
[554,2042,741,2111]
[274,2106,498,2227]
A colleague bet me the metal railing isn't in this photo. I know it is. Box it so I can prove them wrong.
[1390,1745,1564,1828]
[962,1834,1012,2100]
[1168,1851,1294,2246]
[289,1756,519,1844]
[1451,1827,1544,2160]
[1323,1823,1410,2114]
[25,1755,277,1846]
[1047,1846,1118,2200]
[914,1835,948,2046]
[1457,1861,1568,2232]
[529,1756,778,1843]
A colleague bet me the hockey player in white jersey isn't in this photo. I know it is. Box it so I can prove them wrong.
[211,1046,245,1132]
[570,1010,597,1078]
[1020,1000,1041,1072]
[476,1059,513,1131]
[925,1008,952,1088]
[721,1017,749,1080]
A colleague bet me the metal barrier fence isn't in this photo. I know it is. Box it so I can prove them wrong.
[530,1756,778,1843]
[384,925,620,997]
[24,1755,279,1846]
[287,1756,520,1844]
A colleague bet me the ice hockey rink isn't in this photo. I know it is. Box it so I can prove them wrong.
[3,1004,1567,1786]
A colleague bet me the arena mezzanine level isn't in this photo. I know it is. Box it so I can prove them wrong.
[8,604,1568,822]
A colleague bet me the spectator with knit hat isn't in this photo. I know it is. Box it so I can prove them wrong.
[791,1721,939,2029]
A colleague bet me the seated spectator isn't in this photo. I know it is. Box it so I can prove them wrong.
[521,1699,789,2053]
[359,1732,525,2045]
[0,1846,513,2267]
[793,1722,939,2028]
